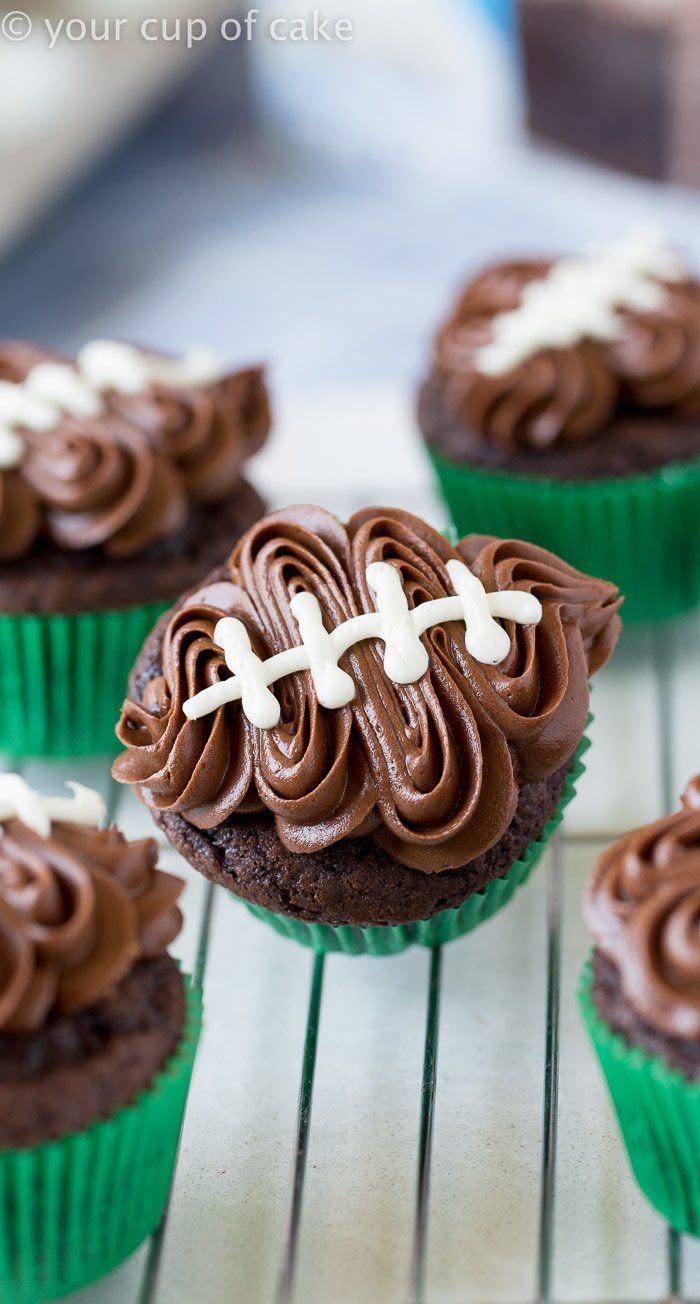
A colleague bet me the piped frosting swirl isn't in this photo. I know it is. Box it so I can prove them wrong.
[0,340,270,560]
[432,231,700,450]
[0,776,183,1034]
[586,778,700,1040]
[114,505,621,873]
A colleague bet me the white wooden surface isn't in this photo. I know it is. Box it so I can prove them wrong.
[10,385,697,1304]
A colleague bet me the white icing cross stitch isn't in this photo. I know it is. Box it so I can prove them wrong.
[0,775,105,838]
[0,340,222,471]
[183,560,543,729]
[475,227,684,377]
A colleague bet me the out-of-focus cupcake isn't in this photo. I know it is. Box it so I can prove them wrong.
[0,338,271,756]
[0,773,201,1302]
[113,504,620,956]
[418,230,700,622]
[581,777,700,1233]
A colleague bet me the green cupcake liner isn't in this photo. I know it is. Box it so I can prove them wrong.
[580,960,700,1234]
[0,601,169,759]
[242,732,589,956]
[0,976,202,1303]
[427,447,700,623]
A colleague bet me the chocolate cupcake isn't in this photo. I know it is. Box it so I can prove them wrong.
[114,505,621,955]
[419,230,700,621]
[0,338,270,756]
[0,773,201,1300]
[581,778,700,1233]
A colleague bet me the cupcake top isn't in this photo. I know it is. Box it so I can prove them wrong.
[0,775,183,1035]
[432,229,700,451]
[0,339,270,560]
[586,777,700,1040]
[115,505,621,872]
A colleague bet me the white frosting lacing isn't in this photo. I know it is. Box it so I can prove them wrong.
[183,559,543,729]
[0,340,222,471]
[0,775,105,838]
[475,228,684,377]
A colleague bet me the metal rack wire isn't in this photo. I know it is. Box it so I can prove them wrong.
[119,617,689,1304]
[87,614,684,1304]
[4,594,682,1304]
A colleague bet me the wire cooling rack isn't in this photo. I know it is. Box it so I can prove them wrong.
[9,428,700,1304]
[19,605,689,1304]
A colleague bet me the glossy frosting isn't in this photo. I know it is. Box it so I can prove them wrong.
[432,253,700,451]
[115,506,621,873]
[586,778,700,1039]
[0,341,269,560]
[0,819,183,1034]
[181,558,543,726]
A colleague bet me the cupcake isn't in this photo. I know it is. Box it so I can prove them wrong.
[0,773,201,1301]
[418,229,700,622]
[113,505,621,956]
[0,338,271,756]
[581,778,700,1233]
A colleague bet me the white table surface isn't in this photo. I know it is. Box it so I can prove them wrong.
[12,382,700,1304]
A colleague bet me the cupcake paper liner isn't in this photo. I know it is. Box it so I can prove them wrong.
[0,976,202,1303]
[0,601,169,759]
[427,447,700,623]
[242,732,589,956]
[579,961,700,1235]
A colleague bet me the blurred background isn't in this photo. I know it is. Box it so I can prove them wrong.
[2,0,700,482]
[5,9,700,1301]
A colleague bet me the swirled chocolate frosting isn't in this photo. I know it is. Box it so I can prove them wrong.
[114,506,621,873]
[0,341,270,561]
[586,778,700,1040]
[431,258,700,450]
[0,820,183,1034]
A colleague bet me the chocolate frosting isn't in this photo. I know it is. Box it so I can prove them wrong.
[0,820,183,1034]
[431,260,700,450]
[586,778,700,1039]
[0,342,270,561]
[114,506,621,873]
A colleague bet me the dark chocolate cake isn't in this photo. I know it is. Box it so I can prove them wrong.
[585,775,700,1077]
[114,504,621,936]
[0,776,187,1147]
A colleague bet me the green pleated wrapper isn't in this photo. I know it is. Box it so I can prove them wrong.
[0,601,169,759]
[242,732,589,956]
[579,960,700,1235]
[0,976,202,1304]
[427,447,700,624]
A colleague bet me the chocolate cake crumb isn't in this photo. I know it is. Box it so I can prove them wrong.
[0,955,185,1148]
[0,477,265,614]
[154,764,570,928]
[419,374,700,481]
[592,949,700,1081]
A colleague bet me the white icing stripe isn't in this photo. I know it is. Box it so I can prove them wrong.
[183,560,543,729]
[26,362,103,419]
[76,340,222,395]
[366,561,429,683]
[474,228,684,377]
[0,775,105,838]
[0,340,223,471]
